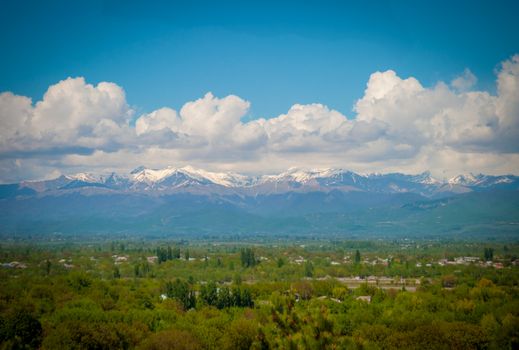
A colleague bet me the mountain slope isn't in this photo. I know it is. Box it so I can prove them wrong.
[7,166,518,197]
[1,166,518,238]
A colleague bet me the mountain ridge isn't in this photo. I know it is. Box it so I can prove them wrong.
[1,166,518,238]
[7,166,518,198]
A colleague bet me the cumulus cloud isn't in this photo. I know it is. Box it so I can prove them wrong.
[0,77,133,157]
[451,68,477,92]
[134,92,268,156]
[354,58,519,154]
[258,103,351,152]
[1,55,519,182]
[135,107,178,136]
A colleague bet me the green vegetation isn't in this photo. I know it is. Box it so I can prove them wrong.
[0,238,518,349]
[484,247,494,261]
[240,248,257,268]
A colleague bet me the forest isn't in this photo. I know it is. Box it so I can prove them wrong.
[0,238,518,349]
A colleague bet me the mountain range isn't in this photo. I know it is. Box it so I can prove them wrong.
[1,166,518,239]
[3,165,519,196]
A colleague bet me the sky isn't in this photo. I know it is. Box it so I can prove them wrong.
[1,0,519,182]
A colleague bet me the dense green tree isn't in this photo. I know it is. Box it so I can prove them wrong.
[217,287,232,309]
[166,279,196,310]
[43,319,138,350]
[240,288,253,308]
[240,248,257,268]
[233,273,242,285]
[220,319,257,350]
[355,250,361,264]
[0,310,43,350]
[304,261,314,277]
[231,287,242,307]
[157,247,167,263]
[138,329,201,350]
[67,272,92,291]
[484,247,494,261]
[200,281,218,307]
[45,259,51,275]
[173,247,181,259]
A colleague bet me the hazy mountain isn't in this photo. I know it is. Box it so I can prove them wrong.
[4,165,518,197]
[1,166,518,238]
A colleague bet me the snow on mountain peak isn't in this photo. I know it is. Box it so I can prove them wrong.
[413,171,441,185]
[448,173,479,186]
[178,166,253,187]
[130,166,178,183]
[129,165,253,187]
[448,173,516,187]
[65,173,102,183]
[262,167,345,183]
[49,167,517,194]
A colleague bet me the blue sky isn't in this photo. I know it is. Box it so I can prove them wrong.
[1,0,519,181]
[2,0,518,118]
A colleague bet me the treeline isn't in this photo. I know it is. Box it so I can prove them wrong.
[200,281,254,309]
[240,248,257,267]
[164,279,254,310]
[156,246,181,263]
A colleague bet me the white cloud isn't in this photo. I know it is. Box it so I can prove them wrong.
[179,92,249,139]
[0,77,133,157]
[496,54,519,150]
[1,55,519,182]
[354,59,519,154]
[0,92,33,150]
[451,68,477,92]
[135,92,267,158]
[259,103,351,152]
[135,107,179,136]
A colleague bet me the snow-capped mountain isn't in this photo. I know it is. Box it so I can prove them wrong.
[4,166,519,198]
[2,166,518,237]
[448,173,479,186]
[448,173,516,187]
[130,165,253,188]
[259,167,344,184]
[65,173,103,183]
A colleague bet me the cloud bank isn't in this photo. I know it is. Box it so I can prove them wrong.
[1,55,519,182]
